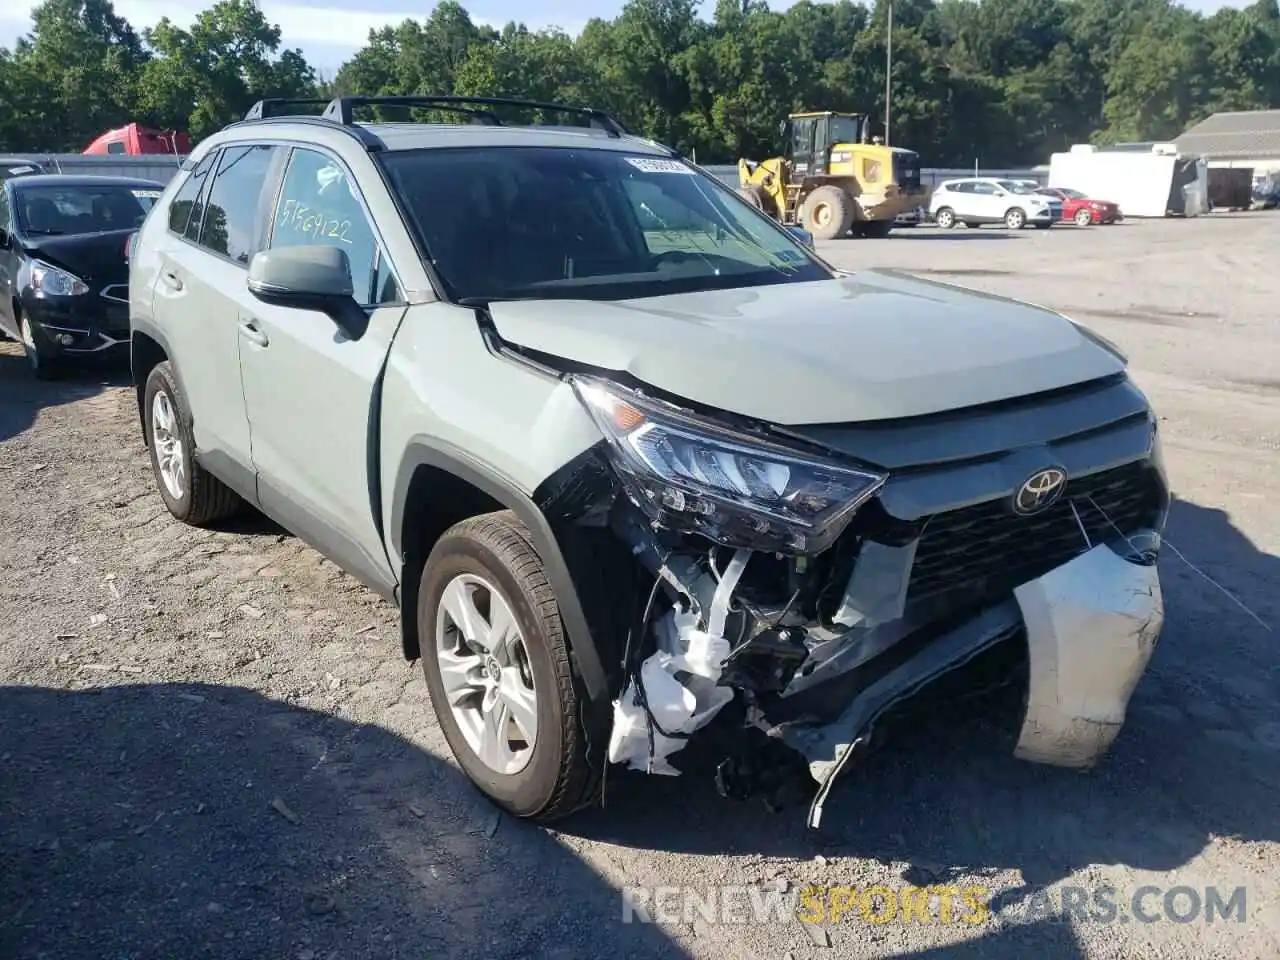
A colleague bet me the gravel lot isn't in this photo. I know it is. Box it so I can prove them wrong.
[2,213,1277,960]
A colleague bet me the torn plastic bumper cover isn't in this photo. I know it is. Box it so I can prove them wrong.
[778,538,1164,828]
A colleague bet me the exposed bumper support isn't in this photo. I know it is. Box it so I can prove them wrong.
[768,537,1163,830]
[772,600,1024,829]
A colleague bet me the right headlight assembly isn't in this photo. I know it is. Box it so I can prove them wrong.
[571,377,887,555]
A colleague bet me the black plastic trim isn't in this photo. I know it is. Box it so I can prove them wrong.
[390,440,610,704]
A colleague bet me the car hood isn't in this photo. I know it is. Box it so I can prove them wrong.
[486,270,1126,425]
[21,228,133,284]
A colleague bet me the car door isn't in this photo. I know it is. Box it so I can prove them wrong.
[150,145,281,486]
[952,179,977,218]
[237,145,408,595]
[0,186,16,337]
[969,181,1002,221]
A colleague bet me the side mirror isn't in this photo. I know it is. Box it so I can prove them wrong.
[787,225,815,249]
[247,245,368,340]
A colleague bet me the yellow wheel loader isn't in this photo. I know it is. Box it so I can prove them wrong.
[737,112,927,240]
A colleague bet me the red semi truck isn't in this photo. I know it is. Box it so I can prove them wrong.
[84,123,191,156]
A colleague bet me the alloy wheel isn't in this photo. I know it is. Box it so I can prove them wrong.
[151,390,186,501]
[434,573,538,775]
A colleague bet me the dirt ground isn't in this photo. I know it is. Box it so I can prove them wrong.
[1,213,1277,960]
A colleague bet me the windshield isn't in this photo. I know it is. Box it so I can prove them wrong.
[14,184,160,236]
[379,146,831,302]
[828,115,864,144]
[997,180,1035,194]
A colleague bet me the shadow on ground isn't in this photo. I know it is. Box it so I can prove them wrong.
[0,683,688,960]
[565,494,1279,957]
[0,346,130,443]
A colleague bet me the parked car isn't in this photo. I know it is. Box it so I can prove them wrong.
[928,177,1060,229]
[1034,187,1122,226]
[0,157,47,183]
[0,173,164,377]
[129,96,1169,827]
[894,204,926,227]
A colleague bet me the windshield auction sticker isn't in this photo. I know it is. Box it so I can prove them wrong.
[626,157,695,175]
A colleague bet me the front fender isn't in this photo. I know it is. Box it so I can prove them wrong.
[390,439,611,706]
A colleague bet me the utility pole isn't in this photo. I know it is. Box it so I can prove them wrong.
[885,0,893,146]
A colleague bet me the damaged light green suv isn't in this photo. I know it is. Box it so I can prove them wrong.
[129,96,1170,828]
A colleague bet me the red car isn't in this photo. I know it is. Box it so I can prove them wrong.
[1034,187,1122,226]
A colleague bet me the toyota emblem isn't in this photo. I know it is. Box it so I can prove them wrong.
[1013,467,1067,516]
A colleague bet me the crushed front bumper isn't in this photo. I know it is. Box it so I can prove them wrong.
[766,536,1162,828]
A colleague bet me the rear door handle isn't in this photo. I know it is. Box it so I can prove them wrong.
[239,320,269,348]
[160,271,183,291]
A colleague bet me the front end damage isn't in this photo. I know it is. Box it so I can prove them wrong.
[534,370,1170,828]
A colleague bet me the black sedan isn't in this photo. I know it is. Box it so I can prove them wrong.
[0,174,164,378]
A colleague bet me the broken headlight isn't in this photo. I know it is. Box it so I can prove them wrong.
[572,377,886,555]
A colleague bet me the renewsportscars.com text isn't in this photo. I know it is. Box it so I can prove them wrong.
[621,883,1248,927]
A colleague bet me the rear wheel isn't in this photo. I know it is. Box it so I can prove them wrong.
[933,207,956,229]
[1074,208,1093,227]
[144,361,242,525]
[1004,207,1027,229]
[419,511,602,822]
[800,185,854,240]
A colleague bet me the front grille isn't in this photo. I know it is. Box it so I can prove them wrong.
[894,153,921,191]
[906,460,1163,603]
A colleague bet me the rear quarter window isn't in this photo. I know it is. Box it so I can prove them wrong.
[168,152,217,236]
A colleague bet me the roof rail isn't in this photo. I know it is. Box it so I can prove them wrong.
[223,114,386,151]
[320,95,631,138]
[243,98,333,121]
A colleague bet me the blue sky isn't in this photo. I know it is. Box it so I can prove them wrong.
[0,0,1254,75]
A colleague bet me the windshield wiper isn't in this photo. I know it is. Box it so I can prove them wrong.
[25,228,65,236]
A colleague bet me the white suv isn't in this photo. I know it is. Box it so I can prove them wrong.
[929,177,1060,229]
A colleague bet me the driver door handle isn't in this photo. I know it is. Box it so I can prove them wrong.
[239,320,269,348]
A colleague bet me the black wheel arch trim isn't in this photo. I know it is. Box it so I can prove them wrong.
[129,321,187,442]
[391,438,611,706]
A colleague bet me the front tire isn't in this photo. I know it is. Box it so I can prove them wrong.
[1004,207,1027,229]
[19,312,60,380]
[1074,208,1093,227]
[144,361,241,525]
[419,511,601,822]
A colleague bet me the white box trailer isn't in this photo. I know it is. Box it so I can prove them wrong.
[1047,144,1208,217]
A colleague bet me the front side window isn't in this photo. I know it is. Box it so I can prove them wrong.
[14,184,159,236]
[198,144,278,264]
[267,148,397,306]
[380,147,831,302]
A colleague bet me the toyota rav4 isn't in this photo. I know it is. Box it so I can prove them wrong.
[129,96,1169,828]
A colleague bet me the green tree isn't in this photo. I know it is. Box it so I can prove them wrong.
[0,0,148,151]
